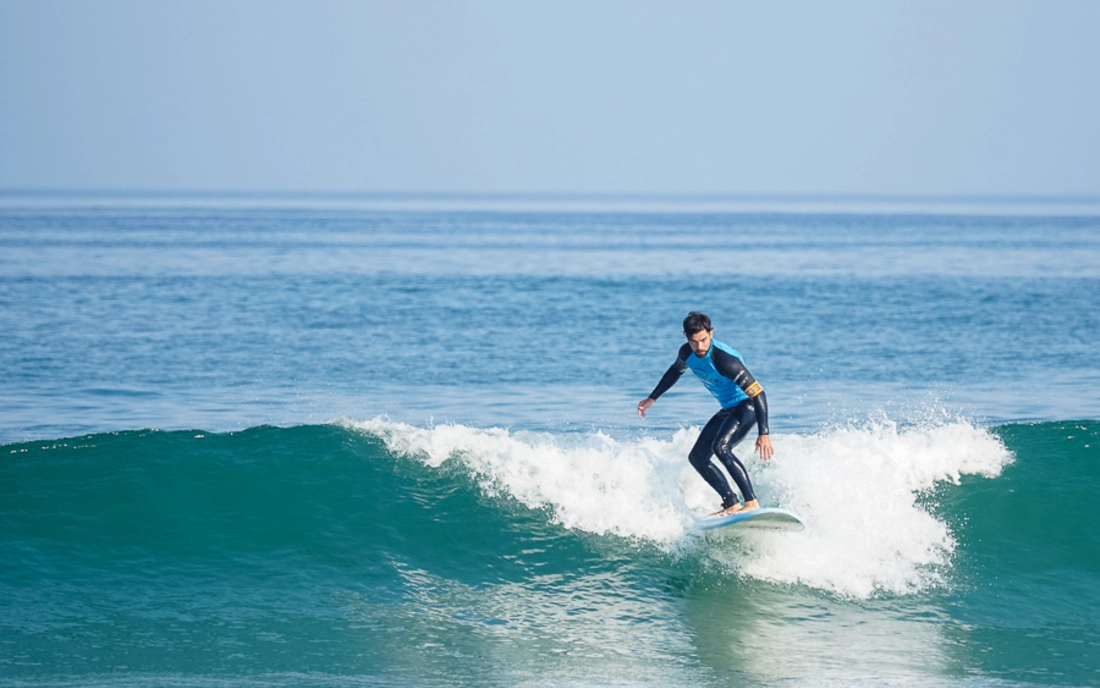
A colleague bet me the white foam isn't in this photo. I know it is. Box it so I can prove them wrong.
[341,416,1013,599]
[347,417,692,543]
[723,420,1012,598]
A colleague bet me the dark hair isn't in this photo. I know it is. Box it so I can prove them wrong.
[683,312,712,337]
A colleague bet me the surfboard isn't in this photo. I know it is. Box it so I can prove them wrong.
[694,507,805,531]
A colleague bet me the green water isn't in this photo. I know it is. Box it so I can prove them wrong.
[2,420,1098,686]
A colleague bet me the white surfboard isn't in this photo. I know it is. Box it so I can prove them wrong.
[694,507,805,531]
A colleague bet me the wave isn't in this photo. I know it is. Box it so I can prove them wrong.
[5,418,1095,603]
[348,416,1014,598]
[4,418,1099,685]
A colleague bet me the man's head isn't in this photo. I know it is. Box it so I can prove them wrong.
[683,311,713,357]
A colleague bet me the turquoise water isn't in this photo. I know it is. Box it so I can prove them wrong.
[2,195,1099,686]
[2,422,1098,686]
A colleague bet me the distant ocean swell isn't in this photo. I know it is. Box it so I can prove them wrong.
[2,419,1098,685]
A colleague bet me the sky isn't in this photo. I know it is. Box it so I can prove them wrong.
[1,0,1098,196]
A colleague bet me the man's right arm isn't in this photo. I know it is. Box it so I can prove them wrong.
[648,361,687,401]
[639,345,690,417]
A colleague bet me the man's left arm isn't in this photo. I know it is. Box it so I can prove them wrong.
[713,349,774,460]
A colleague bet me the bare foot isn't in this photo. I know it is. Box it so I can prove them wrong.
[739,499,761,513]
[709,503,743,517]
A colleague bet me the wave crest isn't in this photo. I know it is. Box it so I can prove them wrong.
[342,416,1013,599]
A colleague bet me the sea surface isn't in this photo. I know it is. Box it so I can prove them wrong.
[2,192,1099,687]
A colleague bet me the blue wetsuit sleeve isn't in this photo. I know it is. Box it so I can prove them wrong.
[647,344,691,400]
[712,348,770,435]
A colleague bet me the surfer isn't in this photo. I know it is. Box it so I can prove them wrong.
[637,312,773,517]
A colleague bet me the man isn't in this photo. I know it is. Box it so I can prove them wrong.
[637,312,773,516]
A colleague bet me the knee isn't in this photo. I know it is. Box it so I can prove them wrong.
[713,442,745,473]
[688,447,711,471]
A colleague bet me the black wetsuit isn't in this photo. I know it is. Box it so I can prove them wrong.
[648,341,769,509]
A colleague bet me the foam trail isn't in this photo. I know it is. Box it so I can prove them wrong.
[343,417,1013,598]
[717,420,1013,597]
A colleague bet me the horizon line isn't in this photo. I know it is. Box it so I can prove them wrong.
[3,187,1100,203]
[4,188,1100,217]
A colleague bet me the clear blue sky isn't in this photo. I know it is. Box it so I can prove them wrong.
[1,0,1098,195]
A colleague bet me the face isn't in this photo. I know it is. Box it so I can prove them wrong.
[687,328,713,357]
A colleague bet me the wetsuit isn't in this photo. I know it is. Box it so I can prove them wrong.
[647,340,769,509]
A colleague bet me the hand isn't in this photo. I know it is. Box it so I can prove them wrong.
[756,435,774,461]
[637,398,655,418]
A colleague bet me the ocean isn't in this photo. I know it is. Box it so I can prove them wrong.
[2,193,1099,687]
